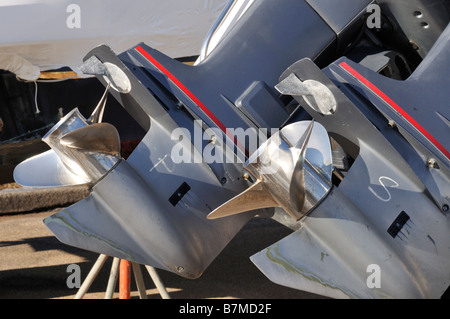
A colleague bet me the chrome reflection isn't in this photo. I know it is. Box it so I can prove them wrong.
[14,107,121,187]
[208,120,333,221]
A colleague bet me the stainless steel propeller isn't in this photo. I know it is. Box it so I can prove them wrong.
[13,83,121,187]
[207,120,333,221]
[60,123,120,157]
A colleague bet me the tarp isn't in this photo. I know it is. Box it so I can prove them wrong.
[0,0,229,78]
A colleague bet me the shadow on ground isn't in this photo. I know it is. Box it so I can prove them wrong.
[0,217,324,299]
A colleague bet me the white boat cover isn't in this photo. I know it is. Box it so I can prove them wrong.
[0,0,229,79]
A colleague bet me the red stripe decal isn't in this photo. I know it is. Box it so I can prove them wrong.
[136,45,248,156]
[340,61,450,160]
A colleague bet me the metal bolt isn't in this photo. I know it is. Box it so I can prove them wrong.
[413,11,423,18]
[442,204,449,213]
[427,158,438,169]
[176,100,184,109]
[421,22,429,29]
[210,135,216,144]
[388,120,396,128]
[409,40,420,51]
[221,177,227,185]
[242,172,250,181]
[177,266,184,272]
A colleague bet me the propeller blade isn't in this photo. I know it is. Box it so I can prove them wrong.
[207,179,277,219]
[288,120,314,212]
[13,149,89,187]
[207,120,333,222]
[88,82,110,124]
[60,123,121,156]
